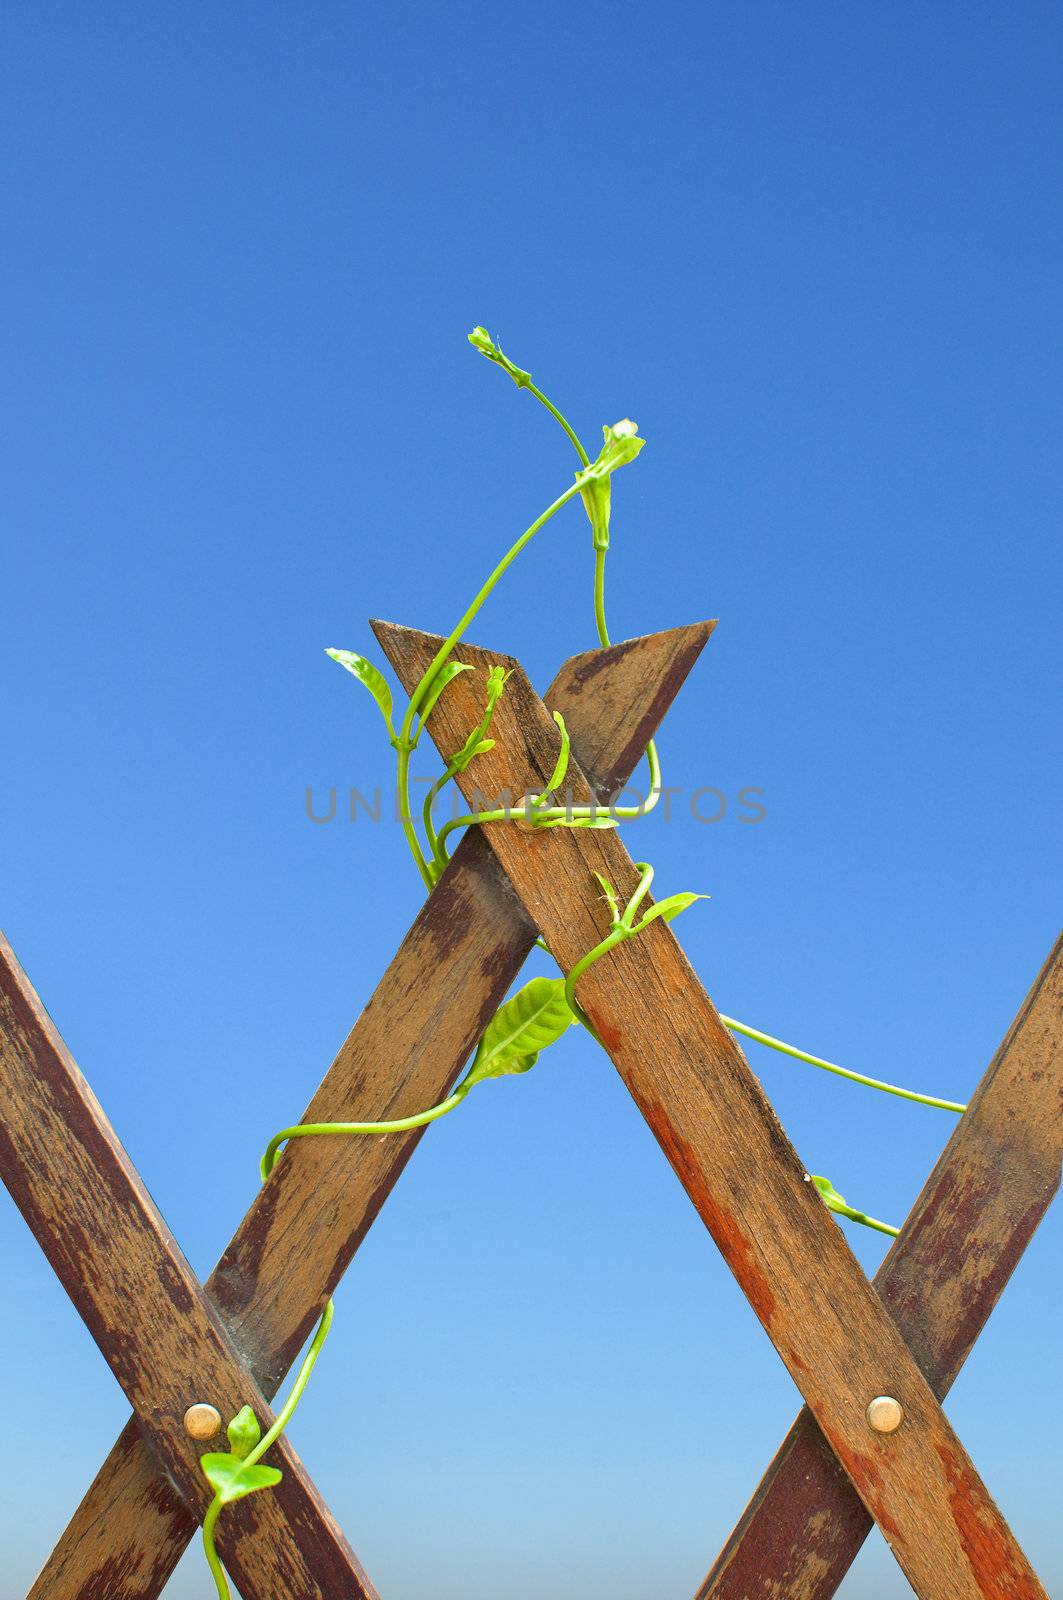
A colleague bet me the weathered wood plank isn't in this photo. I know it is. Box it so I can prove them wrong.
[26,622,713,1599]
[379,625,1049,1600]
[0,931,377,1600]
[28,1427,191,1600]
[216,621,715,1392]
[696,932,1063,1600]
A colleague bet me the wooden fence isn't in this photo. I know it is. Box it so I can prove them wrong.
[2,619,1059,1599]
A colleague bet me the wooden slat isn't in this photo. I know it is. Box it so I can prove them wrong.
[217,622,715,1391]
[696,932,1063,1600]
[26,621,713,1599]
[0,931,377,1600]
[378,624,1050,1600]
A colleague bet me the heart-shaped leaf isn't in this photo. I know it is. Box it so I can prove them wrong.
[326,649,394,734]
[226,1405,261,1461]
[464,977,575,1090]
[200,1452,283,1506]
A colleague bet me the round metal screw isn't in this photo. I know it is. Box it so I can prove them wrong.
[866,1395,904,1434]
[183,1402,222,1440]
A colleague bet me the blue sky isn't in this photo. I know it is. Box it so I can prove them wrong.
[2,4,1060,1597]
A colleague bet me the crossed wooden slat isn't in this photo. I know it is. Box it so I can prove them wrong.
[4,622,708,1599]
[0,926,375,1600]
[379,623,1059,1600]
[2,618,1058,1599]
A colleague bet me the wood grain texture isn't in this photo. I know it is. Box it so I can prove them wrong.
[0,931,376,1600]
[24,621,713,1599]
[697,932,1063,1600]
[378,624,1049,1600]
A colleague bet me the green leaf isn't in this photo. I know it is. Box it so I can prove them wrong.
[541,710,571,795]
[464,977,575,1090]
[200,1452,282,1505]
[635,891,708,930]
[326,650,395,734]
[417,662,473,728]
[810,1174,848,1214]
[226,1405,261,1461]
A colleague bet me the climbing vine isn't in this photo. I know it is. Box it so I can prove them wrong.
[197,329,967,1595]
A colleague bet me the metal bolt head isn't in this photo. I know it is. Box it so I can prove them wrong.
[183,1402,222,1440]
[866,1395,904,1434]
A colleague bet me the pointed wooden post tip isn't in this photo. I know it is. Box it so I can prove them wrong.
[368,616,717,669]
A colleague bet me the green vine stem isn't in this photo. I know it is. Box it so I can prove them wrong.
[590,542,662,817]
[422,668,509,881]
[480,332,662,820]
[201,1497,227,1599]
[528,379,590,467]
[809,1174,899,1238]
[403,482,582,736]
[720,1015,966,1113]
[260,1090,469,1182]
[830,1201,899,1239]
[393,478,583,887]
[200,1300,336,1598]
[241,1299,335,1471]
[565,863,654,987]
